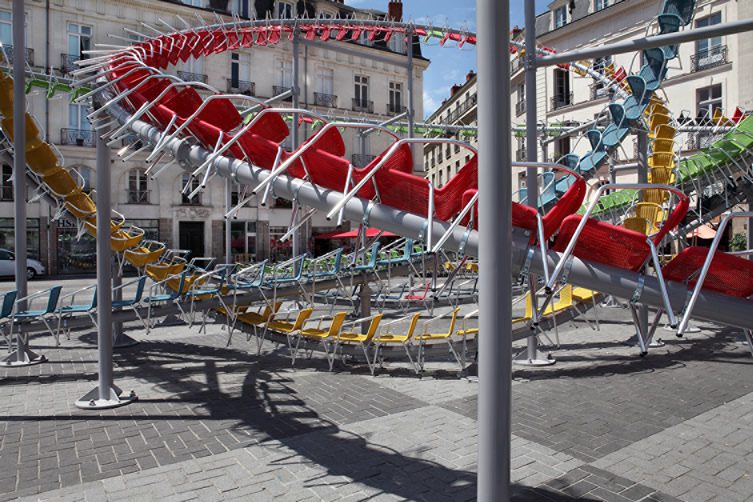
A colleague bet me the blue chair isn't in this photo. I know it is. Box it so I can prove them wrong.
[626,75,652,107]
[554,175,577,196]
[601,122,630,148]
[586,130,605,152]
[639,48,667,91]
[11,286,63,345]
[662,0,696,25]
[657,14,682,58]
[185,265,232,332]
[112,276,148,330]
[142,272,188,335]
[577,151,608,175]
[351,242,381,273]
[0,290,17,347]
[56,285,98,340]
[264,255,310,305]
[557,153,580,170]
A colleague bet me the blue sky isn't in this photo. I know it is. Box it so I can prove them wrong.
[345,0,549,117]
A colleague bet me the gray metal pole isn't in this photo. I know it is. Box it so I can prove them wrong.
[3,0,43,366]
[406,28,415,140]
[75,121,135,409]
[537,17,753,67]
[292,30,301,258]
[225,177,232,264]
[476,0,512,499]
[636,131,654,344]
[518,0,553,367]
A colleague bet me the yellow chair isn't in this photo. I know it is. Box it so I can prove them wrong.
[634,202,665,234]
[2,114,44,150]
[571,287,601,331]
[146,260,186,282]
[110,226,145,252]
[123,240,166,269]
[333,313,384,374]
[651,124,676,141]
[233,301,283,352]
[652,139,675,154]
[266,308,314,338]
[371,312,422,374]
[26,144,60,177]
[649,112,671,132]
[291,311,348,368]
[0,78,13,116]
[648,167,675,185]
[643,188,669,205]
[648,152,675,169]
[414,308,464,374]
[622,216,650,235]
[63,192,97,219]
[43,169,80,198]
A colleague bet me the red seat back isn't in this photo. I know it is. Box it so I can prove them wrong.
[663,247,753,298]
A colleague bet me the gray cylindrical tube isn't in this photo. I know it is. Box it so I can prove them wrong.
[476,0,512,499]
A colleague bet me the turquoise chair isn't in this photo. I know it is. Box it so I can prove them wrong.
[11,286,63,345]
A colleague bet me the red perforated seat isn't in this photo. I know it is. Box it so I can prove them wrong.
[663,248,753,298]
[552,216,654,271]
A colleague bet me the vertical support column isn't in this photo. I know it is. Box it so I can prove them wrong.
[636,131,657,345]
[291,30,301,259]
[745,186,753,259]
[406,28,415,140]
[225,177,232,264]
[359,278,371,334]
[75,120,135,409]
[516,0,554,367]
[477,0,512,500]
[3,0,44,366]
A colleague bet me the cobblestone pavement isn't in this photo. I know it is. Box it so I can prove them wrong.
[1,302,752,501]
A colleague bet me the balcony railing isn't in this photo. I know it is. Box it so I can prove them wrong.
[60,128,95,147]
[226,79,255,95]
[590,84,611,100]
[1,45,34,66]
[177,70,208,83]
[387,103,406,115]
[314,92,338,108]
[352,98,374,113]
[511,56,525,74]
[551,92,574,111]
[352,154,376,167]
[446,95,478,122]
[515,100,526,116]
[515,148,527,162]
[60,53,82,74]
[272,85,293,100]
[690,45,728,73]
[127,190,150,204]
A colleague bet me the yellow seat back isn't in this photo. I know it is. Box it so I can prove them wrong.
[293,308,314,331]
[406,312,422,340]
[623,216,649,235]
[363,313,384,342]
[328,312,348,337]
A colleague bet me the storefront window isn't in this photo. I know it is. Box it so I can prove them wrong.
[0,218,41,259]
[229,221,256,262]
[269,226,292,262]
[56,221,96,274]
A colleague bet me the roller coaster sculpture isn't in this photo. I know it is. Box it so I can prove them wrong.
[3,0,753,373]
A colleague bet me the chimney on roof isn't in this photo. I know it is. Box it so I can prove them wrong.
[388,0,403,22]
[466,70,475,82]
[450,84,462,97]
[511,26,523,39]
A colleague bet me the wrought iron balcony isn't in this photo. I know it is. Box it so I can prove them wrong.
[352,98,374,113]
[515,148,527,162]
[60,53,82,74]
[352,154,376,168]
[126,190,150,204]
[511,56,525,74]
[387,103,406,115]
[690,45,728,73]
[550,92,574,111]
[2,45,34,66]
[272,85,293,100]
[227,79,255,96]
[515,100,526,116]
[314,92,338,108]
[60,128,95,147]
[177,70,208,83]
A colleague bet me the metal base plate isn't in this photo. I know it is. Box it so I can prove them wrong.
[75,385,137,410]
[513,357,557,367]
[648,338,666,348]
[1,348,46,367]
[663,324,701,334]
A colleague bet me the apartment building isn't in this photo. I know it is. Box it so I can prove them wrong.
[0,0,428,274]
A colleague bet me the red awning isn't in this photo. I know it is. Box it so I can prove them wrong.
[315,227,397,240]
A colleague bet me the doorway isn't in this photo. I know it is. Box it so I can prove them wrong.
[179,221,205,260]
